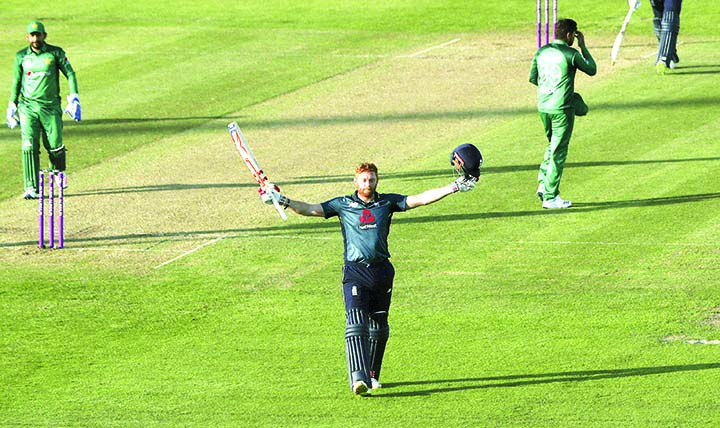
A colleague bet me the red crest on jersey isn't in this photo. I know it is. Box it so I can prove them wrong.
[360,209,375,224]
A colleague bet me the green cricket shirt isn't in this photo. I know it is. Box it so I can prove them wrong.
[529,40,596,114]
[10,43,78,106]
[321,192,408,264]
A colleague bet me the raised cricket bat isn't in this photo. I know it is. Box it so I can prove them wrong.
[611,0,641,65]
[228,122,287,220]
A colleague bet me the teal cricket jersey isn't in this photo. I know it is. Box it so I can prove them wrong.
[321,192,408,264]
[10,43,78,106]
[529,40,596,114]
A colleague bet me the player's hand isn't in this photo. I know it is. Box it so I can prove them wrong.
[575,31,586,49]
[258,183,290,208]
[451,176,477,193]
[6,101,19,129]
[258,183,280,204]
[63,94,81,121]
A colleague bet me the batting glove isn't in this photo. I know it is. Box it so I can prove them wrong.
[451,176,477,193]
[6,101,18,129]
[258,184,290,208]
[63,94,81,121]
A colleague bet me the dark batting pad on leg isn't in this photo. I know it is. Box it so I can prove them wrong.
[49,145,67,172]
[657,10,680,65]
[345,308,371,388]
[368,311,390,381]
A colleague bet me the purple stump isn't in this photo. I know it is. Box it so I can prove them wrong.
[39,171,45,248]
[553,0,558,40]
[536,0,541,48]
[545,0,550,45]
[49,172,55,249]
[58,172,64,249]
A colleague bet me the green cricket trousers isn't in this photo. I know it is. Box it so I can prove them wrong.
[19,101,66,192]
[538,109,575,201]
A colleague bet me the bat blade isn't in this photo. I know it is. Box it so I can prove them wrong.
[228,122,287,220]
[611,7,638,65]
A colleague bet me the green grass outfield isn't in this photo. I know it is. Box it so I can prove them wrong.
[1,1,720,426]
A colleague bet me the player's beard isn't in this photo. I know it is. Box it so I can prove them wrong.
[357,185,376,200]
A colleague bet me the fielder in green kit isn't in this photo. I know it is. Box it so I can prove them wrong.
[7,20,81,199]
[529,18,596,209]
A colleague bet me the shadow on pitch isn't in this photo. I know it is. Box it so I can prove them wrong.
[570,192,720,210]
[296,156,720,182]
[375,363,720,397]
[668,65,720,76]
[675,71,720,76]
[80,117,235,125]
[0,221,342,249]
[65,116,236,137]
[392,192,720,225]
[64,109,536,139]
[3,191,718,249]
[69,156,720,197]
[62,94,719,135]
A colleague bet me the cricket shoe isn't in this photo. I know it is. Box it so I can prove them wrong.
[669,52,680,69]
[542,196,572,209]
[352,381,371,396]
[656,61,669,75]
[23,188,39,200]
[371,378,382,390]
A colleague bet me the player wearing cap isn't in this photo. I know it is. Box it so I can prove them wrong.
[7,20,81,199]
[259,150,481,395]
[529,18,596,209]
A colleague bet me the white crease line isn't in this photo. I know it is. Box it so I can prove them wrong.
[405,38,461,58]
[685,340,720,345]
[249,235,335,240]
[153,235,227,269]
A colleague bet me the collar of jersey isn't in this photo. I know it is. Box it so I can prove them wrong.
[28,44,48,54]
[351,191,381,206]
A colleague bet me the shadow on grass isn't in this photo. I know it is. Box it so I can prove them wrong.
[68,156,720,197]
[65,94,719,136]
[79,117,235,125]
[571,192,720,209]
[374,363,720,397]
[667,64,720,75]
[3,191,719,249]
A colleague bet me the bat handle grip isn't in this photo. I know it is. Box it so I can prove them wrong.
[270,193,288,220]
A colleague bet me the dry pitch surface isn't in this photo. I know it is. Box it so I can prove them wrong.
[0,33,656,271]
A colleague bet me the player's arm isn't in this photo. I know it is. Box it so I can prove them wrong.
[56,49,79,93]
[287,199,325,217]
[9,53,23,104]
[6,54,23,128]
[57,49,81,121]
[259,186,325,217]
[406,176,475,210]
[574,32,597,76]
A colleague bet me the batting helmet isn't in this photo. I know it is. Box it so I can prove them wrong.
[450,143,483,179]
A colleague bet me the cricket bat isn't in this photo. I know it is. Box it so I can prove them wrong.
[228,122,287,220]
[611,0,641,65]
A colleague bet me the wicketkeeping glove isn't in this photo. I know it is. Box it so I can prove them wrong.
[63,94,81,121]
[451,176,477,193]
[6,101,18,129]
